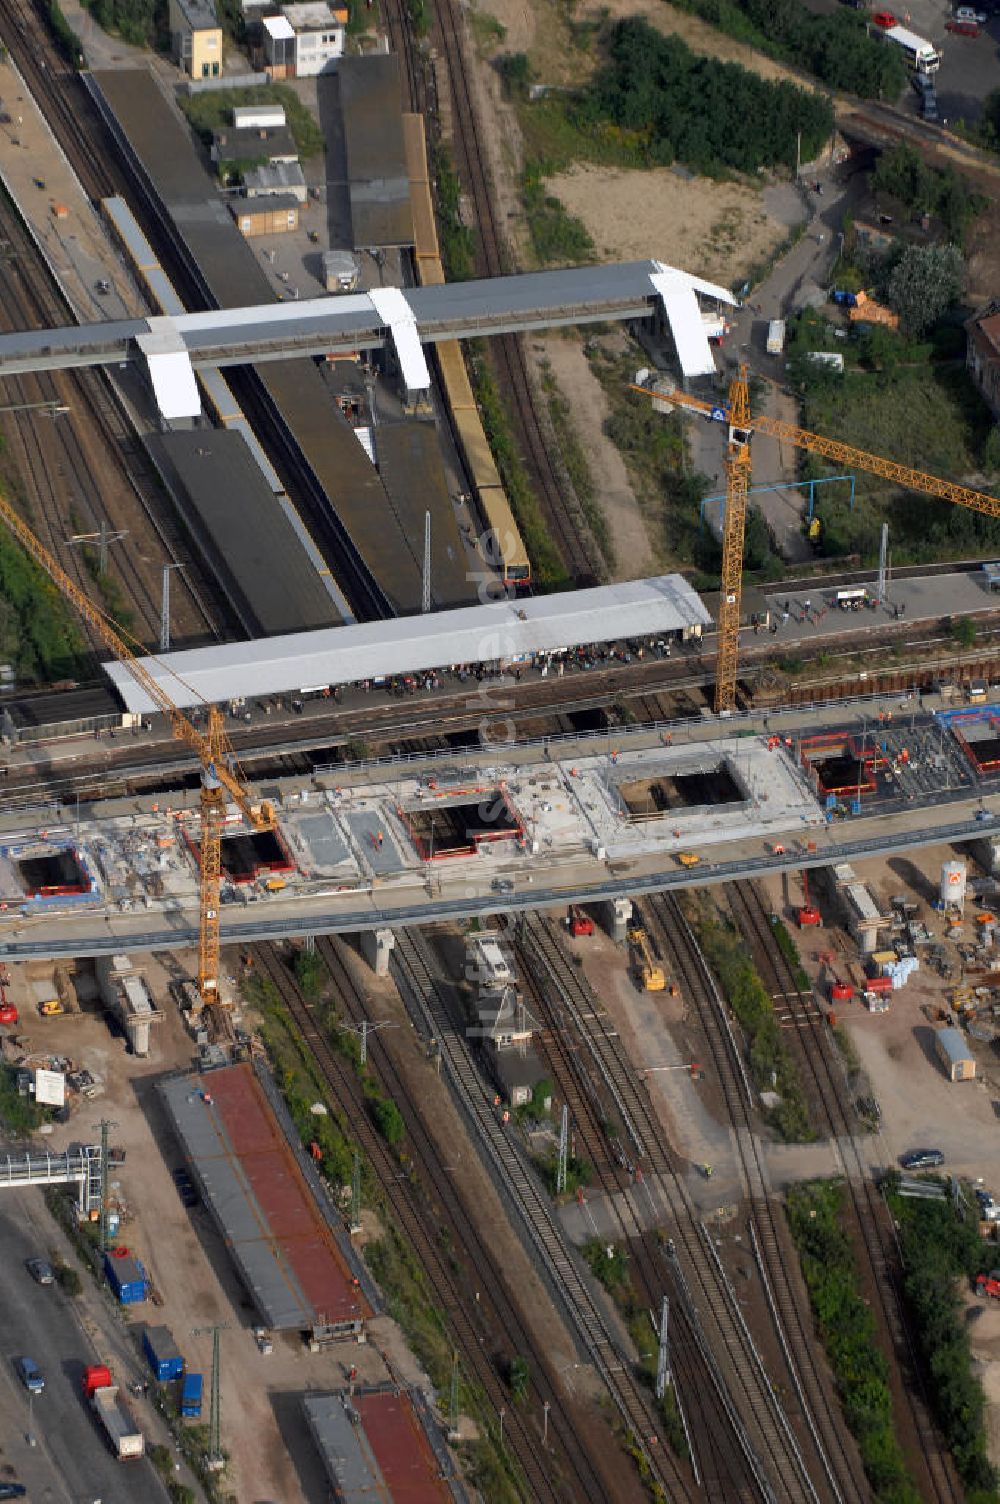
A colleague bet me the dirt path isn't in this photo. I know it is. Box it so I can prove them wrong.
[536,334,652,580]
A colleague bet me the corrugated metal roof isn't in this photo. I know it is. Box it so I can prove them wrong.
[936,1027,973,1065]
[303,1392,453,1504]
[160,1065,369,1331]
[103,575,711,712]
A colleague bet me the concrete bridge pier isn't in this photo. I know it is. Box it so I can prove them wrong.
[360,928,395,976]
[605,897,632,944]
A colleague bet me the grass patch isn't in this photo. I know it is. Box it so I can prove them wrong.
[432,144,475,283]
[180,85,324,159]
[692,906,814,1141]
[797,349,999,565]
[467,347,570,590]
[0,1064,52,1133]
[521,164,594,266]
[47,0,84,63]
[769,915,811,991]
[787,1179,921,1501]
[589,347,707,572]
[539,356,613,569]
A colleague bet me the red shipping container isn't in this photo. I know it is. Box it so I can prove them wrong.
[864,974,893,994]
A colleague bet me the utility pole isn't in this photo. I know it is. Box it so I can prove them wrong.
[160,562,182,653]
[302,932,316,955]
[876,522,888,607]
[655,1295,671,1399]
[447,1351,460,1441]
[556,1104,569,1195]
[67,520,127,576]
[350,1149,361,1234]
[421,509,432,614]
[192,1323,230,1470]
[91,1117,119,1254]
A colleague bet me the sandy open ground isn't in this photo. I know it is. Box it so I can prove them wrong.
[541,163,791,285]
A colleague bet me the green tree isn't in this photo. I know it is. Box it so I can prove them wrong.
[951,616,977,648]
[369,1096,405,1146]
[885,244,964,336]
[509,1356,531,1404]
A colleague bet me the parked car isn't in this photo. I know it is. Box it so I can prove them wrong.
[0,1484,27,1499]
[872,8,898,23]
[946,17,981,33]
[955,4,987,20]
[16,1357,44,1394]
[900,1148,945,1169]
[921,92,940,119]
[491,878,513,893]
[25,1258,54,1285]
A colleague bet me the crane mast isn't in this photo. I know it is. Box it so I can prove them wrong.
[633,366,1000,712]
[0,487,272,1016]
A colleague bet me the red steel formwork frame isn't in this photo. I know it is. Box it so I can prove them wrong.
[205,1066,370,1328]
[354,1391,452,1504]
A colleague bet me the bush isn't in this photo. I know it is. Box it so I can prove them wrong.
[369,1095,405,1146]
[668,0,904,98]
[873,145,986,244]
[696,916,814,1141]
[582,1238,629,1291]
[55,1263,83,1297]
[293,947,325,998]
[572,20,834,177]
[787,1180,921,1500]
[890,1193,1000,1496]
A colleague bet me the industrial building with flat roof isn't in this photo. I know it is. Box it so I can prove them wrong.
[143,428,342,637]
[88,67,471,616]
[161,1063,371,1335]
[303,1389,456,1503]
[104,574,712,712]
[338,55,414,249]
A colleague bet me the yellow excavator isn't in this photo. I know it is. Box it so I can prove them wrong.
[629,926,665,992]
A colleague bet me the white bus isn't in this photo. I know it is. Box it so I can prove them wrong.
[884,24,940,74]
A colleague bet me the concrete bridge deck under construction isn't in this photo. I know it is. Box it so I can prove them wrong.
[0,704,995,963]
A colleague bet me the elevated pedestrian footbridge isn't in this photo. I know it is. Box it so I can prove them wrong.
[0,260,735,418]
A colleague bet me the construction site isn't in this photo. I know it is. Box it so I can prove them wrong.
[1,0,1000,1494]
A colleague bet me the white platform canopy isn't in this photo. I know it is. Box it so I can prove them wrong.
[104,574,712,713]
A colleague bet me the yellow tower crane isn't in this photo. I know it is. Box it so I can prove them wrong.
[633,364,1000,714]
[0,490,273,1018]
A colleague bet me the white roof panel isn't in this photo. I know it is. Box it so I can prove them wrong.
[369,287,430,393]
[263,13,295,37]
[104,575,711,713]
[651,272,716,379]
[136,321,201,420]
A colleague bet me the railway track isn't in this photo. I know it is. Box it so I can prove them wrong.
[389,924,699,1502]
[517,910,851,1504]
[0,1,222,643]
[725,879,965,1504]
[515,934,789,1500]
[249,938,615,1504]
[638,892,869,1504]
[426,0,602,586]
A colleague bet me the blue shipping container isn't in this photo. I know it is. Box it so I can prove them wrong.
[181,1373,203,1417]
[103,1250,148,1305]
[143,1325,184,1382]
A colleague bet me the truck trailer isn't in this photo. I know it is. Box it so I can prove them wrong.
[83,1365,145,1460]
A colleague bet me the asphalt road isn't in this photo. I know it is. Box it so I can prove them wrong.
[0,1191,167,1504]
